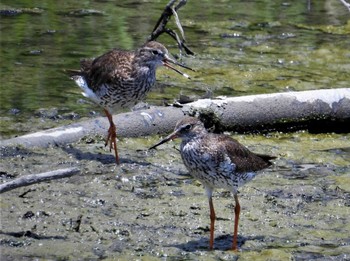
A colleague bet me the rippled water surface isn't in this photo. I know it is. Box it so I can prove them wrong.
[1,0,349,137]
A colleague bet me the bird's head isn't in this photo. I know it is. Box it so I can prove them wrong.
[138,41,194,79]
[149,117,206,150]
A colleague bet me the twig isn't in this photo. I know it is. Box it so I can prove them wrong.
[148,0,194,55]
[0,167,80,194]
[339,0,350,11]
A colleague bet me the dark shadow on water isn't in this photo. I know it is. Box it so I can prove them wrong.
[0,146,45,158]
[168,234,265,252]
[0,230,66,240]
[61,146,151,166]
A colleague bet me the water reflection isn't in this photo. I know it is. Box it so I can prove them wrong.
[0,0,349,138]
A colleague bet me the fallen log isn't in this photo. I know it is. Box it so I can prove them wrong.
[0,88,349,149]
[185,88,350,133]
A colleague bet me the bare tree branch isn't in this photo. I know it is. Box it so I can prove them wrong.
[0,167,80,193]
[339,0,350,11]
[148,0,194,55]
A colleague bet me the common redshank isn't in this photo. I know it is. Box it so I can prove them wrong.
[150,117,276,250]
[68,41,193,164]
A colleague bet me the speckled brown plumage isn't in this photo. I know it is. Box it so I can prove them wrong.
[68,41,192,164]
[150,117,276,251]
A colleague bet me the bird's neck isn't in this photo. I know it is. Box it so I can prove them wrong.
[181,132,206,146]
[132,61,157,79]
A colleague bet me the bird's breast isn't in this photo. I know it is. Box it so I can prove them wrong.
[180,140,254,191]
[91,72,156,111]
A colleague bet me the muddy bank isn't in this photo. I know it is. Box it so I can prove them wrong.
[1,131,349,260]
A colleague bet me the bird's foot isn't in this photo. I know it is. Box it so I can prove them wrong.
[105,124,120,164]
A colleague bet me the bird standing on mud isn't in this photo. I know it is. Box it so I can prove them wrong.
[150,117,276,250]
[68,41,193,164]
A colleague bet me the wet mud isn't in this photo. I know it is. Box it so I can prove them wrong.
[1,132,349,260]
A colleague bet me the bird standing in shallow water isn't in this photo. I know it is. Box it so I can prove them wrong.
[150,117,276,251]
[68,41,193,164]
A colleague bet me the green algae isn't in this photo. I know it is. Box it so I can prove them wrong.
[1,131,349,259]
[294,20,350,35]
[1,1,350,138]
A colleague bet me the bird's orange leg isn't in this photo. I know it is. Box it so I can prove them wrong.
[232,194,240,251]
[208,196,216,250]
[104,109,120,164]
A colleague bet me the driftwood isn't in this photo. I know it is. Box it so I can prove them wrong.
[339,0,350,11]
[1,89,349,150]
[0,167,80,194]
[148,0,194,55]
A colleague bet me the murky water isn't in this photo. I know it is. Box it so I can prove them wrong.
[1,0,349,137]
[1,0,350,260]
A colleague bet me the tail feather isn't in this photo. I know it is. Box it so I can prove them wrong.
[69,74,100,103]
[257,154,277,166]
[63,69,83,78]
[64,59,92,77]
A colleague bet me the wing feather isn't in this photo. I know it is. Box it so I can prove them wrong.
[80,49,135,92]
[204,134,275,173]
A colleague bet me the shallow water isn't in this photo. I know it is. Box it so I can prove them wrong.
[0,0,350,260]
[0,0,349,137]
[0,133,349,260]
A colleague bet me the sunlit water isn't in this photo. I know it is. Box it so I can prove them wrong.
[1,0,349,138]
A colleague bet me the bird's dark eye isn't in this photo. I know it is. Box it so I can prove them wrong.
[183,124,192,131]
[151,50,160,55]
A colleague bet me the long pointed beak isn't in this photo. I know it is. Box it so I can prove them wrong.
[163,55,195,79]
[149,132,178,150]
